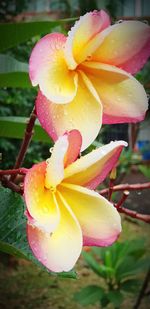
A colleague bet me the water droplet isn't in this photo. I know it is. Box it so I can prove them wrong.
[87,55,92,61]
[64,110,68,116]
[116,19,123,24]
[49,147,54,154]
[56,85,62,93]
[43,206,49,213]
[147,94,150,100]
[111,39,115,44]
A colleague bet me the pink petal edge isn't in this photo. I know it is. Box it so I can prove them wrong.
[64,130,82,167]
[83,230,121,247]
[102,112,146,124]
[85,144,125,190]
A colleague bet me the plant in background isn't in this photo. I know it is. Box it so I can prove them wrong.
[74,238,150,308]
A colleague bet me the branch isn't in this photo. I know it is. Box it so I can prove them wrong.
[117,207,150,223]
[1,176,23,194]
[99,182,150,195]
[114,191,150,224]
[115,190,129,209]
[0,168,28,176]
[10,106,36,181]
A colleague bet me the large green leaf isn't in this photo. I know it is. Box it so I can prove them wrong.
[0,186,77,279]
[0,18,76,52]
[107,290,124,308]
[74,285,104,306]
[0,54,31,88]
[116,256,149,281]
[0,116,52,144]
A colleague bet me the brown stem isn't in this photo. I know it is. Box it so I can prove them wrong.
[115,190,130,209]
[0,168,28,176]
[10,106,36,181]
[99,182,150,195]
[1,176,23,194]
[117,207,150,223]
[108,179,115,201]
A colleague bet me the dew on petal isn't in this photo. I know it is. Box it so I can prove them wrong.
[43,206,49,213]
[50,147,54,153]
[64,110,68,116]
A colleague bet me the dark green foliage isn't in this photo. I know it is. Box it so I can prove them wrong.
[74,285,104,305]
[74,239,149,308]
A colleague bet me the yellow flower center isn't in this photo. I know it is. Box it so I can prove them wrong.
[49,186,56,193]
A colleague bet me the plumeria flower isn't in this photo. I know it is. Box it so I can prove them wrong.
[24,130,127,272]
[29,10,150,150]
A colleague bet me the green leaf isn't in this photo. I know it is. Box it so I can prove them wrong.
[116,256,149,281]
[0,116,52,144]
[100,295,110,307]
[0,54,31,88]
[107,290,124,308]
[0,19,77,52]
[74,285,104,305]
[0,186,77,279]
[121,279,141,293]
[82,251,107,278]
[138,165,150,179]
[83,250,115,279]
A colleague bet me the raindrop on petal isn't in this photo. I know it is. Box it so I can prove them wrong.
[49,147,54,154]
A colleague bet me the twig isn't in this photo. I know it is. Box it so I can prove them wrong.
[133,267,150,308]
[117,207,150,223]
[10,106,36,181]
[108,179,114,201]
[115,190,129,209]
[99,182,150,195]
[1,176,23,194]
[0,168,28,176]
[113,190,150,224]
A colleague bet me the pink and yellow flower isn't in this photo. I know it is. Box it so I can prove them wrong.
[29,10,150,150]
[24,130,127,272]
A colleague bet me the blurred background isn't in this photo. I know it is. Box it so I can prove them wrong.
[0,1,150,308]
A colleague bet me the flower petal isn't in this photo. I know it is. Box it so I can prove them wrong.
[63,141,127,189]
[82,62,148,123]
[24,162,60,233]
[64,130,82,168]
[29,33,78,103]
[27,191,82,272]
[45,135,69,188]
[45,130,82,188]
[59,183,121,246]
[65,10,110,69]
[92,21,150,74]
[36,77,102,151]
